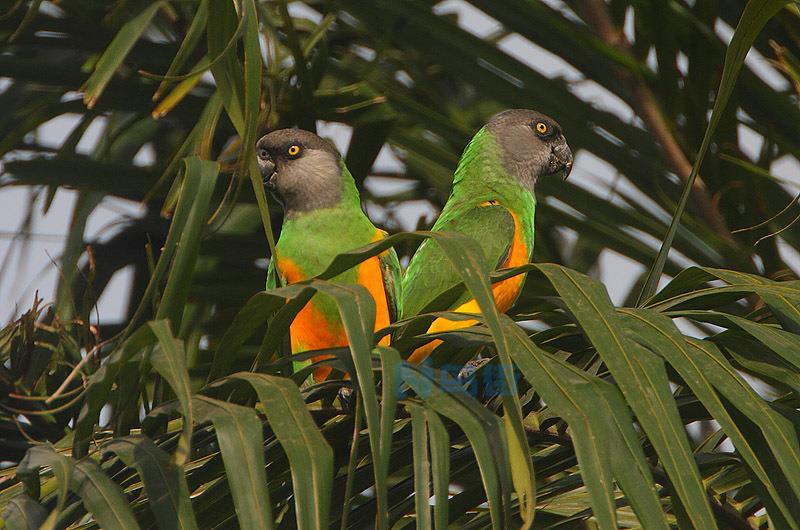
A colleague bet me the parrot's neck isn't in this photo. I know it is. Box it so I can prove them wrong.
[276,163,378,278]
[336,162,363,210]
[280,162,372,238]
[282,160,362,219]
[451,127,534,207]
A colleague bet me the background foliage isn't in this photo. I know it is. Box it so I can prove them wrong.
[2,0,800,528]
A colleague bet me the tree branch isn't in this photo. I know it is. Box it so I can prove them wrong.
[572,0,736,245]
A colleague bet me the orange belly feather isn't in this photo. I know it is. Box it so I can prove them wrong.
[407,206,528,363]
[279,233,392,380]
[357,253,393,345]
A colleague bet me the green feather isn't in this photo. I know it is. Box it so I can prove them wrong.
[401,126,536,318]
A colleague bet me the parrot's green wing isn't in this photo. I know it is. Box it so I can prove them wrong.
[379,246,402,322]
[401,203,515,317]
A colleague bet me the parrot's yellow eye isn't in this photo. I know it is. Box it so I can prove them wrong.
[287,144,301,157]
[535,122,549,135]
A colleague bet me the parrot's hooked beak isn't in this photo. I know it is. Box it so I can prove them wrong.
[554,141,573,181]
[562,160,573,180]
[257,149,277,189]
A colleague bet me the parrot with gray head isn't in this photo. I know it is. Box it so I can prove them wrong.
[257,128,401,380]
[401,109,573,362]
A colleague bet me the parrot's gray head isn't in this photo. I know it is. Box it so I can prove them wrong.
[256,128,343,216]
[486,109,573,189]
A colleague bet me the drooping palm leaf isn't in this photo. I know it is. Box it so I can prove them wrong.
[2,0,800,528]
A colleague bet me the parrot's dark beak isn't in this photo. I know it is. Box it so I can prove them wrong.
[257,147,277,189]
[562,159,573,180]
[554,141,573,181]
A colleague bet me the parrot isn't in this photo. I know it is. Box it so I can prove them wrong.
[401,109,573,363]
[257,128,401,381]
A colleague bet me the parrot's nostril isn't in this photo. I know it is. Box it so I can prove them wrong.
[258,148,269,160]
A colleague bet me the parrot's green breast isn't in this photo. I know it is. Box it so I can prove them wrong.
[275,204,379,322]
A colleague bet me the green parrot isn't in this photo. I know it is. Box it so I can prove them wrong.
[401,109,572,362]
[257,128,401,380]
